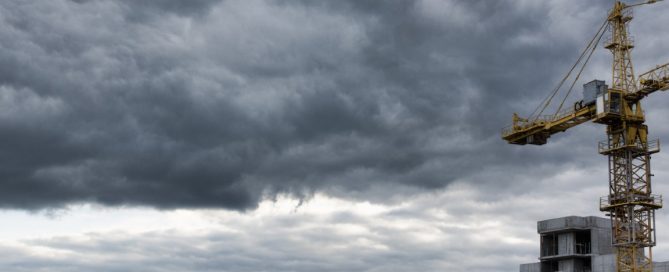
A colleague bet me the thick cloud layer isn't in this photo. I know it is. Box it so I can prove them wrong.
[0,0,668,210]
[0,188,605,272]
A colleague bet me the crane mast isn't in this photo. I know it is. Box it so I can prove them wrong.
[599,2,660,271]
[501,1,669,271]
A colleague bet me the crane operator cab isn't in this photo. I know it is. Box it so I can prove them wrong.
[582,80,623,123]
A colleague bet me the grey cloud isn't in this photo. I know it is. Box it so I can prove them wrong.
[0,193,542,272]
[0,0,667,210]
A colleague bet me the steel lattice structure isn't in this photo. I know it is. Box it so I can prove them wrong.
[502,1,669,271]
[598,3,660,271]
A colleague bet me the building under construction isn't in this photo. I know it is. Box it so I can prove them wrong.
[519,216,669,272]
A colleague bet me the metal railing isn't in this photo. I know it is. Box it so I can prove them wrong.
[598,138,660,154]
[639,63,669,86]
[501,124,514,137]
[600,194,663,210]
[545,107,578,123]
[501,108,578,137]
[603,35,635,48]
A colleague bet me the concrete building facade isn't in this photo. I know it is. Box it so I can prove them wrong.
[519,216,669,272]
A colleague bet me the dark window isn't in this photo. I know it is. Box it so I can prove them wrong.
[575,231,591,254]
[541,260,559,272]
[541,234,558,257]
[609,92,621,113]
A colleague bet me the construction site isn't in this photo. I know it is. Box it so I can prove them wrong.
[519,216,669,272]
[502,1,669,271]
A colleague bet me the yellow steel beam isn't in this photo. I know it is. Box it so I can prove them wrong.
[628,62,669,102]
[502,104,596,145]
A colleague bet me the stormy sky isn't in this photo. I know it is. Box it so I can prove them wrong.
[1,0,669,271]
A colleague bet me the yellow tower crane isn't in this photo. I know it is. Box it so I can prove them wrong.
[502,1,669,271]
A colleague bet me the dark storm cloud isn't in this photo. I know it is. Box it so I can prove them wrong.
[0,0,667,210]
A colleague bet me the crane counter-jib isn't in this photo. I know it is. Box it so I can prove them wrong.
[502,104,596,145]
